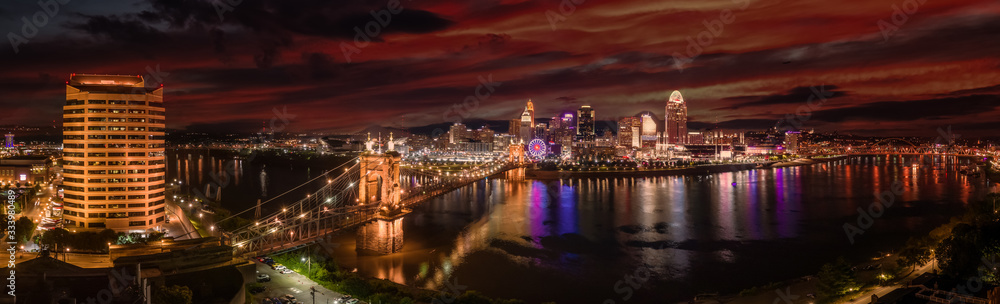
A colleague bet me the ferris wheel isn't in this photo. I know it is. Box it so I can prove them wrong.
[526,138,548,160]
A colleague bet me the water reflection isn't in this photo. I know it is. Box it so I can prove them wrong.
[333,155,993,303]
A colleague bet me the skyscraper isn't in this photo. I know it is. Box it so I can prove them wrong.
[576,105,595,142]
[4,133,12,148]
[508,119,521,141]
[617,117,640,147]
[520,106,533,142]
[525,100,535,128]
[63,74,166,232]
[665,90,688,144]
[641,114,657,148]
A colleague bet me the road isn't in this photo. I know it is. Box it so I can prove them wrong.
[252,259,362,304]
[843,261,934,304]
[162,200,198,240]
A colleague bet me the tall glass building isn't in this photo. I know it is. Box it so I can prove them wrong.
[62,74,166,232]
[665,90,688,144]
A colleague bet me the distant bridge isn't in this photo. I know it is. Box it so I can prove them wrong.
[798,139,993,158]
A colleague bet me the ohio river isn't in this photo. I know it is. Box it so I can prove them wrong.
[168,151,993,303]
[326,155,992,303]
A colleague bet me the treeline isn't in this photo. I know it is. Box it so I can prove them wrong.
[271,249,548,304]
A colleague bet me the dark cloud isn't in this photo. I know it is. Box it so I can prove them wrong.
[67,14,167,43]
[720,85,848,109]
[809,95,1000,123]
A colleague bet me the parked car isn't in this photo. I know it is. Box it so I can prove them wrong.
[249,285,265,294]
[256,274,270,282]
[345,299,359,304]
[280,269,294,274]
[275,265,287,271]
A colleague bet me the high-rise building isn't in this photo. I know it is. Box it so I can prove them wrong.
[508,119,521,141]
[520,107,533,141]
[784,131,800,153]
[665,90,688,144]
[4,133,12,148]
[641,114,657,148]
[525,100,535,128]
[576,106,595,142]
[618,117,640,147]
[63,74,166,232]
[449,123,467,144]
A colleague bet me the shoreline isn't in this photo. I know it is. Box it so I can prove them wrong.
[524,155,849,180]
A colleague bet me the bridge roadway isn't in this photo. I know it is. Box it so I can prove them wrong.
[231,162,525,257]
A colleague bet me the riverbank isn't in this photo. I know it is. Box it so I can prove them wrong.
[524,155,849,179]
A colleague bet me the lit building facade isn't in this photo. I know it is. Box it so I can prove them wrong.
[576,106,595,142]
[640,114,657,148]
[63,74,166,232]
[508,119,521,140]
[617,117,641,147]
[665,90,688,144]
[525,100,535,128]
[520,107,533,142]
[785,131,800,153]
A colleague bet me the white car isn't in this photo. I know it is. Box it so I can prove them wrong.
[275,265,287,271]
[346,299,359,304]
[280,269,294,274]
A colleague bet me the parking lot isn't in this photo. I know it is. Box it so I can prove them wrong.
[251,257,365,304]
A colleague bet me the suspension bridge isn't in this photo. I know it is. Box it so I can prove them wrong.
[219,148,525,257]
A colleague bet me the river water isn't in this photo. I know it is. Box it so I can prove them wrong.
[169,150,995,303]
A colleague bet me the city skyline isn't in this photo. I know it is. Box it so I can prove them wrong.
[1,0,999,136]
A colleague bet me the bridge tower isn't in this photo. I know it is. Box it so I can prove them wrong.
[356,139,408,255]
[509,142,525,164]
[358,153,401,208]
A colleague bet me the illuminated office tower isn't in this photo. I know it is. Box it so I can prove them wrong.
[576,106,595,142]
[665,90,688,144]
[63,74,166,232]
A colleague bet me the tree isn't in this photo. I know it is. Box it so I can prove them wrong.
[13,216,35,244]
[897,237,932,272]
[98,229,117,246]
[38,228,69,249]
[152,285,192,304]
[816,257,860,298]
[936,223,987,277]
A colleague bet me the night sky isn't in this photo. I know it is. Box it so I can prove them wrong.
[2,0,999,136]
